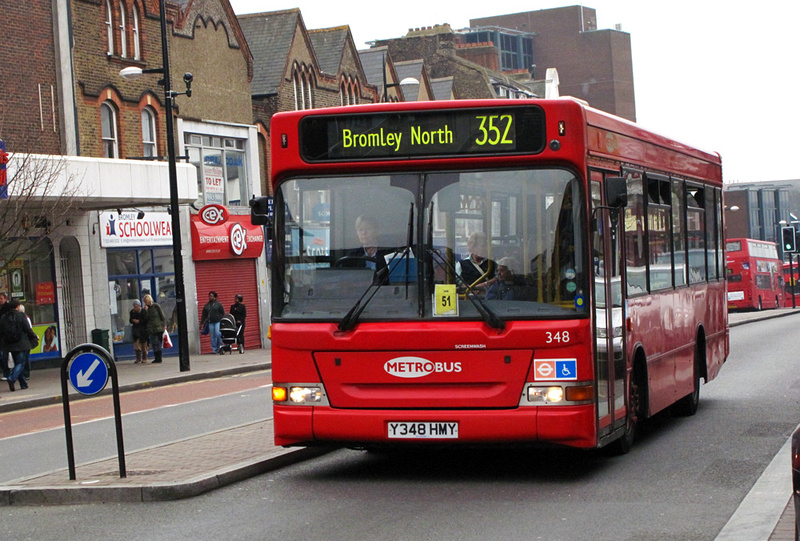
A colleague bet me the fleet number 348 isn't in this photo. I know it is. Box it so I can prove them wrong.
[545,331,570,343]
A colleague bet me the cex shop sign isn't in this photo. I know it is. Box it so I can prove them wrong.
[190,212,264,261]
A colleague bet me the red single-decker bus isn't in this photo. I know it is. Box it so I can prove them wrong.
[253,98,728,454]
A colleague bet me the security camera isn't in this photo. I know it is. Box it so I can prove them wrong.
[183,73,193,97]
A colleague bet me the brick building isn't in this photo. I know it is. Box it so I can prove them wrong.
[471,5,636,121]
[239,9,379,194]
[0,1,68,155]
[0,0,270,363]
[373,24,537,100]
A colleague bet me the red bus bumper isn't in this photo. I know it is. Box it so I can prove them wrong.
[273,404,597,449]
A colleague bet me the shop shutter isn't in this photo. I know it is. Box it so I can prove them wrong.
[194,258,261,354]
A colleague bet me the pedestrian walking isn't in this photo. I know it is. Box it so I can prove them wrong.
[0,292,12,381]
[129,299,149,363]
[200,291,225,354]
[143,294,166,364]
[0,299,38,391]
[19,304,33,380]
[230,294,246,353]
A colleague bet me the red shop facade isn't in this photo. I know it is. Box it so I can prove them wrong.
[191,205,265,354]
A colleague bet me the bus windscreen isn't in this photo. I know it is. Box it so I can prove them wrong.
[299,106,547,162]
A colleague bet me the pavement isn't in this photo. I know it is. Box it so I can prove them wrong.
[0,311,797,539]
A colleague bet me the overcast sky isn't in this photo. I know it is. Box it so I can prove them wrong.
[229,1,800,183]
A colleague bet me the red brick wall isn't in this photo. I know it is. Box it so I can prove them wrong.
[0,1,63,154]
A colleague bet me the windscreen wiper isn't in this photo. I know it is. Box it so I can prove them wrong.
[337,265,389,331]
[428,248,505,331]
[426,203,505,331]
[338,204,416,331]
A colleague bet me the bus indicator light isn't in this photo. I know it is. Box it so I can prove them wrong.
[272,387,287,402]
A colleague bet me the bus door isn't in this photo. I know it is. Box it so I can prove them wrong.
[590,173,626,441]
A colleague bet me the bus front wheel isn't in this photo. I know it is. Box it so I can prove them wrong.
[608,360,643,455]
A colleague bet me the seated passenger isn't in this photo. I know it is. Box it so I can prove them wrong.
[486,257,530,300]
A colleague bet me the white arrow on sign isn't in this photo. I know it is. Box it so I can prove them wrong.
[76,359,101,387]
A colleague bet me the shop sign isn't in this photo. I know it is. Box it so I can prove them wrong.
[10,267,24,300]
[36,281,55,304]
[191,214,264,261]
[204,164,224,205]
[199,204,229,226]
[99,211,173,248]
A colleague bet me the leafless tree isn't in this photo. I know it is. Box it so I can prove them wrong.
[0,151,86,282]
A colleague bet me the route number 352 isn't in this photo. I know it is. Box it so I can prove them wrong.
[474,115,514,146]
[545,331,570,343]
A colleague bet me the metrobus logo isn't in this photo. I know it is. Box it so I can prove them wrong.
[384,357,462,378]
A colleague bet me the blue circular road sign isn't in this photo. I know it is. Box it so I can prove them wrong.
[68,352,110,396]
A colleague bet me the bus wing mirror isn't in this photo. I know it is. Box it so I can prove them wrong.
[605,177,628,208]
[249,196,273,239]
[250,196,270,225]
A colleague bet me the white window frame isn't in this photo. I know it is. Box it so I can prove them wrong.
[132,3,141,60]
[101,102,119,158]
[106,0,114,55]
[141,107,157,157]
[118,1,127,58]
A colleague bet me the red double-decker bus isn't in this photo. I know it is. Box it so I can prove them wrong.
[253,98,727,454]
[783,261,799,308]
[725,238,783,311]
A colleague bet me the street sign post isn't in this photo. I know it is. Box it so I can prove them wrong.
[61,343,126,480]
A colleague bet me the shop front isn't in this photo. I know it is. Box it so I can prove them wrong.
[191,206,264,354]
[100,210,180,360]
[2,239,61,364]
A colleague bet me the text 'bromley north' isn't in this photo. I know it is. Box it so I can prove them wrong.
[341,125,453,152]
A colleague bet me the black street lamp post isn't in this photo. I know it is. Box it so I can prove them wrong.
[121,0,192,371]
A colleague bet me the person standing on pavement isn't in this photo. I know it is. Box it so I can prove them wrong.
[1,299,38,391]
[129,299,149,363]
[0,292,12,381]
[18,304,33,381]
[200,291,225,354]
[230,294,246,353]
[143,294,166,364]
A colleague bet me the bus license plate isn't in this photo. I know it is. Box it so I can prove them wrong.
[387,422,458,439]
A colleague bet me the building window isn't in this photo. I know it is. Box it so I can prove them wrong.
[0,239,60,360]
[101,102,119,158]
[340,77,358,106]
[185,134,249,206]
[118,1,127,58]
[106,0,114,55]
[107,247,179,347]
[292,63,313,110]
[141,107,157,157]
[132,3,141,60]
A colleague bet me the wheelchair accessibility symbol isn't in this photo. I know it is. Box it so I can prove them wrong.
[534,358,578,381]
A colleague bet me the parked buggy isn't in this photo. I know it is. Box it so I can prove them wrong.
[218,313,243,354]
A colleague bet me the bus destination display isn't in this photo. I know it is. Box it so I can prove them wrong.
[299,106,546,162]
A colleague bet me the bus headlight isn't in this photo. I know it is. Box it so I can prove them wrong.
[289,386,323,403]
[273,383,330,406]
[527,386,564,404]
[522,383,594,405]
